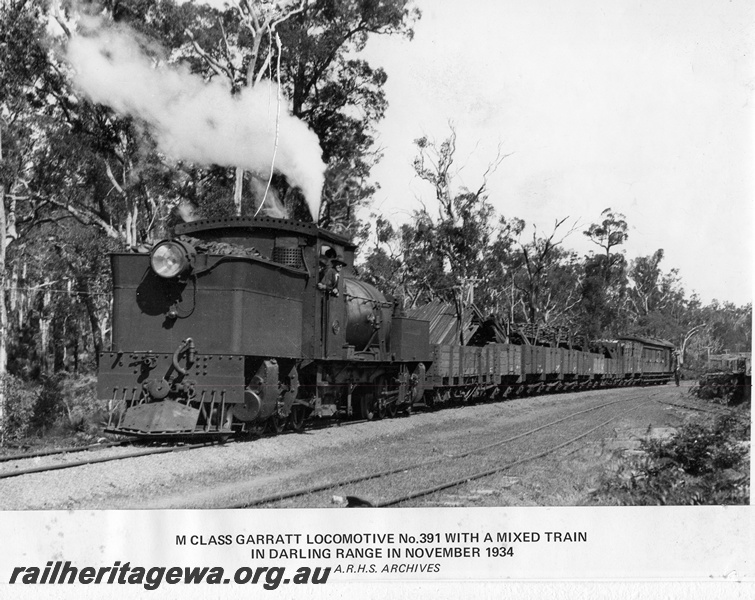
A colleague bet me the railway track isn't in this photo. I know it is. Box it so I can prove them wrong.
[0,440,132,464]
[226,390,663,509]
[0,408,376,481]
[0,440,230,481]
[377,398,652,507]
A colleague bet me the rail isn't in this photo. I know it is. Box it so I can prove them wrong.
[226,391,660,509]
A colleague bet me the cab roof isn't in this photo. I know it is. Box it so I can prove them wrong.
[175,216,357,250]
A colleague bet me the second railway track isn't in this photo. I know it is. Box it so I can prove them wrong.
[227,390,663,509]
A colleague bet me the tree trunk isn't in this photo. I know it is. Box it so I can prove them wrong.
[78,276,103,367]
[53,310,65,372]
[681,324,704,364]
[73,330,79,375]
[17,262,27,327]
[0,128,7,444]
[39,287,51,374]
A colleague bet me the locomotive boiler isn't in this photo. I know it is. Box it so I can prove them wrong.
[99,216,430,437]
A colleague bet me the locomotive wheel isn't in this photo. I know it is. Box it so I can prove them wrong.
[386,400,398,418]
[288,405,307,432]
[371,377,395,419]
[265,414,284,435]
[385,392,398,417]
[358,394,376,421]
[374,376,398,419]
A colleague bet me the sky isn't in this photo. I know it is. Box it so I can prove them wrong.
[357,0,754,306]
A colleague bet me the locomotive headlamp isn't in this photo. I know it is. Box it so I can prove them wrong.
[150,239,196,279]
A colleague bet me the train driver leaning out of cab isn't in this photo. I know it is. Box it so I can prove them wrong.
[317,247,336,289]
[317,253,347,296]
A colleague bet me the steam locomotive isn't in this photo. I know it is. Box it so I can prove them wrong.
[98,216,675,438]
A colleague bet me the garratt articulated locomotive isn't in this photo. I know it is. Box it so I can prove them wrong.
[98,216,674,439]
[99,216,429,437]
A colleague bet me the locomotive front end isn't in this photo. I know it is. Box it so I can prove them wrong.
[98,218,311,438]
[100,237,237,437]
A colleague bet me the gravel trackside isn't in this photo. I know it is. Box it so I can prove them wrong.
[0,385,716,510]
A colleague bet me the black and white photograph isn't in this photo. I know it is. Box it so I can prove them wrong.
[0,0,752,598]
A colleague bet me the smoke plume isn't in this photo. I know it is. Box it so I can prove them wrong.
[67,23,324,220]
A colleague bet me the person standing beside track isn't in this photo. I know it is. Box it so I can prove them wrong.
[672,349,682,386]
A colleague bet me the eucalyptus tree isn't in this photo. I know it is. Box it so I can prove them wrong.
[579,208,630,338]
[509,219,582,326]
[0,0,56,440]
[97,0,420,232]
